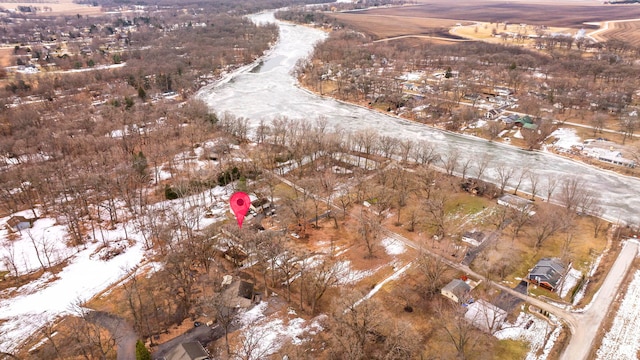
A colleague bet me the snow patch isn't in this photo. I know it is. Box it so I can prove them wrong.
[550,128,581,150]
[596,270,640,359]
[381,237,406,255]
[495,312,560,360]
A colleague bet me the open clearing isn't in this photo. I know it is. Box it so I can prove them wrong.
[0,0,102,16]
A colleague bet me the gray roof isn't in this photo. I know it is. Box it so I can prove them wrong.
[442,279,471,297]
[528,258,565,287]
[166,342,209,360]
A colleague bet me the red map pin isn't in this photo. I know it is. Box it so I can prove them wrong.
[230,192,251,228]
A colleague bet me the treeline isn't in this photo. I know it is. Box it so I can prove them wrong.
[80,0,330,14]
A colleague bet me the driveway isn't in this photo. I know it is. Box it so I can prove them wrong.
[87,311,138,360]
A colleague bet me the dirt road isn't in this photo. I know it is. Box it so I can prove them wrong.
[560,240,639,360]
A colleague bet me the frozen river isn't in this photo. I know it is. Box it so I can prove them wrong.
[197,11,639,225]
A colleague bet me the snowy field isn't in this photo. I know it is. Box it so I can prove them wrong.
[596,269,640,359]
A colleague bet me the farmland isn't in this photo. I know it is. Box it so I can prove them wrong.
[356,0,640,28]
[594,19,640,46]
[0,0,103,16]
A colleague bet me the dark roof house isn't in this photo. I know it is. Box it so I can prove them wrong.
[527,258,565,292]
[166,341,210,360]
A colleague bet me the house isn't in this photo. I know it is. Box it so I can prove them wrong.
[464,299,507,333]
[497,194,534,215]
[484,109,501,120]
[527,258,566,292]
[441,279,471,303]
[165,341,210,360]
[461,231,486,247]
[222,279,256,308]
[5,215,36,232]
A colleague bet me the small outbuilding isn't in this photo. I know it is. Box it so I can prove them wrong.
[5,216,36,232]
[461,231,486,247]
[441,279,471,303]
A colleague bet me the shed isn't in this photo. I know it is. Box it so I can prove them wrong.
[461,231,485,247]
[166,341,210,360]
[527,258,565,291]
[441,279,471,303]
[5,216,36,232]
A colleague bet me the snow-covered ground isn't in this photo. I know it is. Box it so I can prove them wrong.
[235,302,324,359]
[0,184,235,353]
[596,269,640,359]
[381,237,406,255]
[495,311,561,360]
[559,268,582,299]
[0,222,144,353]
[549,128,582,150]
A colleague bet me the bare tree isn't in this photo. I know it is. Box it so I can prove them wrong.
[528,172,540,200]
[530,207,566,249]
[544,174,559,202]
[474,153,492,181]
[233,326,274,360]
[416,252,450,298]
[358,212,382,258]
[442,149,460,176]
[306,258,341,314]
[436,298,482,360]
[495,163,515,194]
[512,167,529,195]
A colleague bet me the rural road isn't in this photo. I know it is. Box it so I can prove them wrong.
[560,240,639,360]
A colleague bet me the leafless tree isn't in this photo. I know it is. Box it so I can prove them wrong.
[442,148,460,176]
[528,172,540,200]
[436,298,482,360]
[398,139,414,163]
[358,212,382,258]
[233,326,274,360]
[485,120,504,142]
[306,258,341,315]
[416,252,450,298]
[512,167,529,195]
[424,194,448,239]
[495,163,515,194]
[328,290,385,360]
[469,156,490,186]
[530,207,567,248]
[544,174,559,202]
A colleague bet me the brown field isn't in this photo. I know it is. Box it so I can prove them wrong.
[331,13,470,40]
[0,0,103,16]
[354,0,640,28]
[596,19,640,46]
[0,47,12,67]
